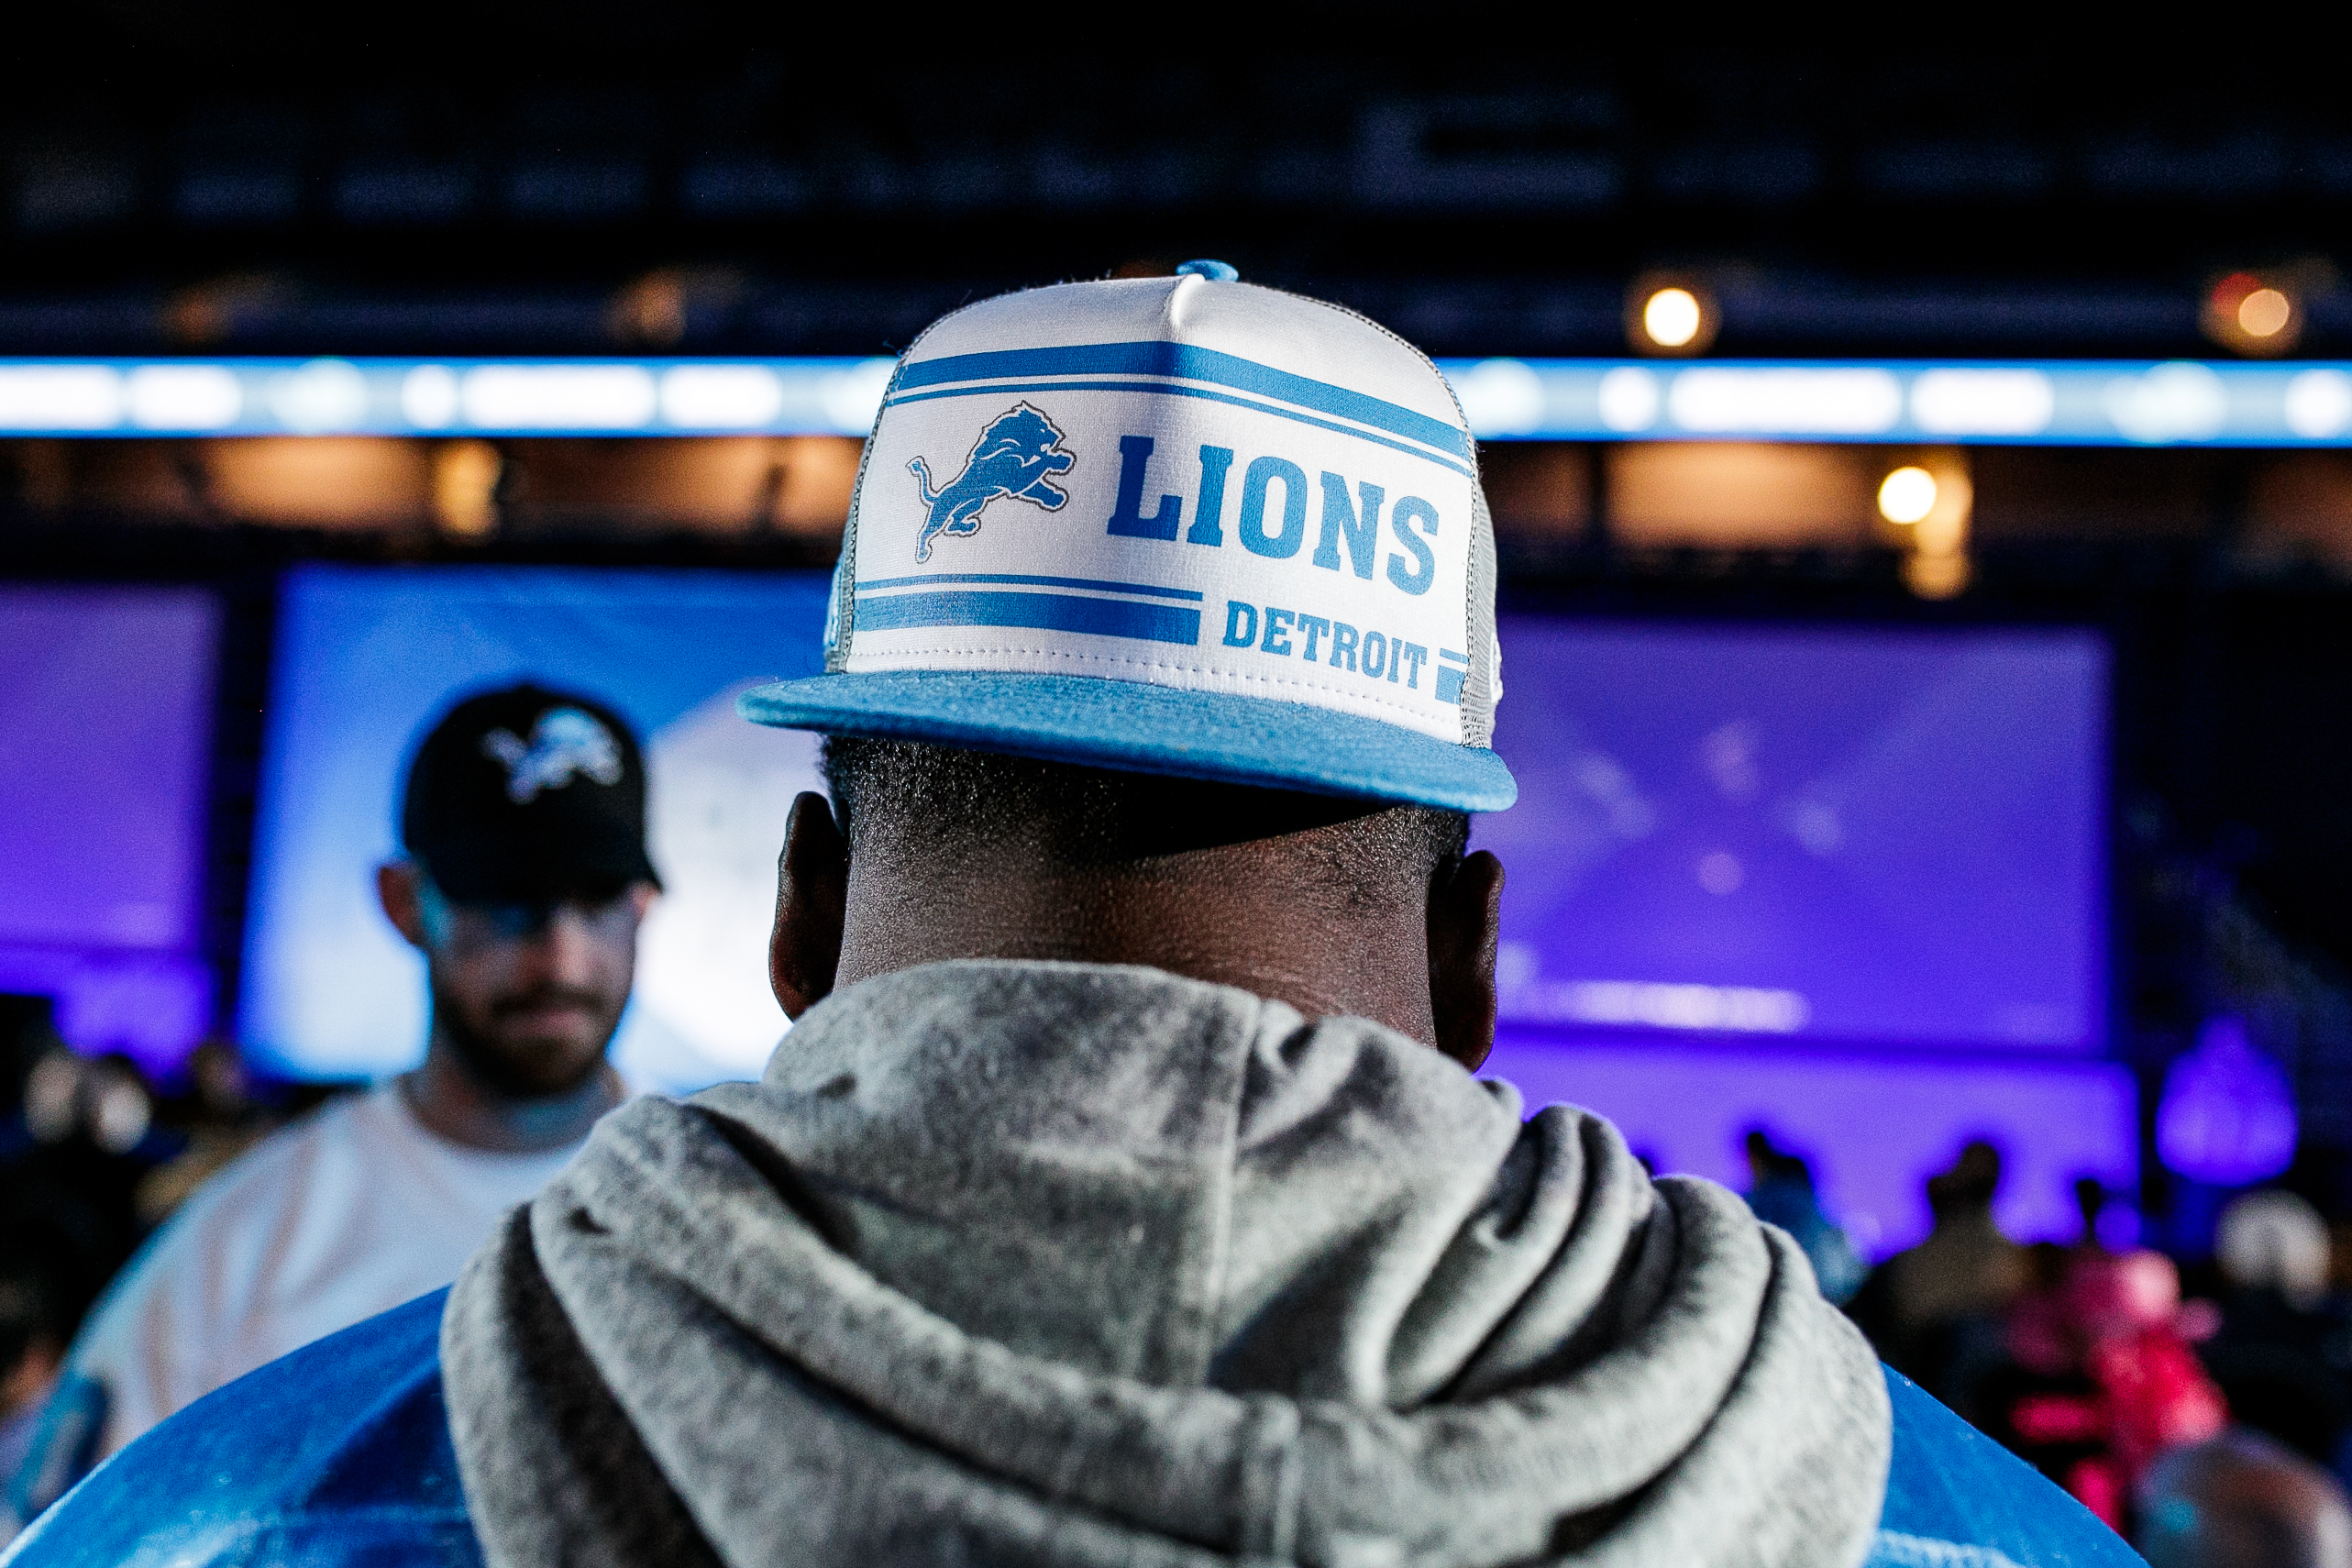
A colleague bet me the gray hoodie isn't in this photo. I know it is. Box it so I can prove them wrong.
[444,960,1893,1567]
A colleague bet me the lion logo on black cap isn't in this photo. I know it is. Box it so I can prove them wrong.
[480,708,624,802]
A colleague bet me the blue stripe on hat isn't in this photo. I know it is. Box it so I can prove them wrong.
[892,341,1472,462]
[737,670,1518,812]
[857,572,1204,603]
[887,380,1474,478]
[854,590,1202,646]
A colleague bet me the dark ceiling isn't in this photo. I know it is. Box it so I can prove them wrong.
[3,12,2348,356]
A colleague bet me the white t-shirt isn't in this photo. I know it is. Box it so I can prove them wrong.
[68,1084,583,1457]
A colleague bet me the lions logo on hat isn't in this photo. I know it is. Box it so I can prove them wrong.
[480,707,624,802]
[907,403,1076,562]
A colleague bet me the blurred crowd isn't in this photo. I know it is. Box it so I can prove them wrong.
[1745,1125,2352,1560]
[0,995,337,1478]
[14,971,2352,1562]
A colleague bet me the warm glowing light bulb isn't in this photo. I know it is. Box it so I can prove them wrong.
[2238,287,2293,338]
[1877,466,1938,525]
[1642,288,1703,348]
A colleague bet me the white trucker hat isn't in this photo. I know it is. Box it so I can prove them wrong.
[738,261,1516,812]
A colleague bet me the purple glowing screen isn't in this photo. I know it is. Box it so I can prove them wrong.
[0,585,219,1068]
[1479,618,2108,1053]
[1484,1035,2135,1254]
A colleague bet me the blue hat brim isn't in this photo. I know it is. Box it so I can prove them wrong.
[736,671,1517,812]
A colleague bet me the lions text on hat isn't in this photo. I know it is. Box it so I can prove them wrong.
[899,401,1448,716]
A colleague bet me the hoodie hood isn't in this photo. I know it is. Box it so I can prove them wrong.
[444,960,1891,1568]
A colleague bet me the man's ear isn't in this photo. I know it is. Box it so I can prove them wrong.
[771,792,849,1021]
[1428,850,1504,1072]
[377,861,430,951]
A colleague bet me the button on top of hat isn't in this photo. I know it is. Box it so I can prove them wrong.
[1175,259,1239,282]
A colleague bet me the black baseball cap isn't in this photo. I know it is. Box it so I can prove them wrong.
[400,683,661,905]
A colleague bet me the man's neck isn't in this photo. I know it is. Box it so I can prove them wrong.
[398,1036,623,1154]
[832,856,1441,1047]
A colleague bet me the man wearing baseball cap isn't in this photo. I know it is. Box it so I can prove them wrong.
[10,271,2137,1567]
[5,684,658,1524]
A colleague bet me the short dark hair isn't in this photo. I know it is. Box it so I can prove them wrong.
[820,736,1469,890]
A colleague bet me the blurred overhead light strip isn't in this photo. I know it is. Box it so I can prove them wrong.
[0,359,903,438]
[6,357,2352,446]
[1458,359,2352,446]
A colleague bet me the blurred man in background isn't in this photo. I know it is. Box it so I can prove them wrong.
[1741,1126,1868,1305]
[5,683,657,1520]
[1850,1139,2026,1417]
